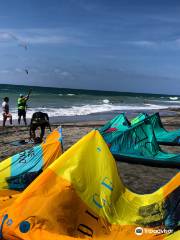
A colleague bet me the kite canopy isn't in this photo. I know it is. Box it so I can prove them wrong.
[0,127,63,191]
[0,130,179,239]
[99,113,149,145]
[108,120,180,167]
[99,113,130,144]
[146,113,180,146]
[99,113,148,143]
[99,113,180,166]
[131,113,180,146]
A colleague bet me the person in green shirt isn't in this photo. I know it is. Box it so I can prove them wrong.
[17,90,31,125]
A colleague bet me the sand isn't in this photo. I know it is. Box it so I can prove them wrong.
[0,115,179,194]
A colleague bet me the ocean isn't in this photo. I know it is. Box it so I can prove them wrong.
[0,84,180,123]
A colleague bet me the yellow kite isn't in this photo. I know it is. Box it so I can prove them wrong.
[0,127,63,191]
[0,130,179,240]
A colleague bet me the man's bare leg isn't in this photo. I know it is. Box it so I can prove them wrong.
[3,115,7,127]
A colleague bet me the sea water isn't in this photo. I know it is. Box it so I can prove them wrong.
[0,84,180,122]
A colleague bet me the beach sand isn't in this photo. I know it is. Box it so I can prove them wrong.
[0,115,179,194]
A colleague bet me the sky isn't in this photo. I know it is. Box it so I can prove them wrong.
[0,0,180,94]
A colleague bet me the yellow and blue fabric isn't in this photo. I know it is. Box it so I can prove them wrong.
[0,130,179,239]
[0,127,63,191]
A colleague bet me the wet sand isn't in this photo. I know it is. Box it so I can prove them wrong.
[0,115,179,194]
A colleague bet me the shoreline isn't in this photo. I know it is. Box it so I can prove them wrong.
[0,107,180,126]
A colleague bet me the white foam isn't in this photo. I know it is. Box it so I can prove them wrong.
[102,99,110,104]
[0,103,175,121]
[169,96,178,100]
[58,93,75,96]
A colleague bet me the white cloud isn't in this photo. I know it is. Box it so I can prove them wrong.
[15,68,23,73]
[0,28,83,46]
[22,35,69,44]
[174,38,180,45]
[54,68,72,77]
[54,68,61,73]
[29,68,39,73]
[0,69,10,74]
[124,39,180,50]
[126,40,157,47]
[61,71,71,77]
[0,32,15,41]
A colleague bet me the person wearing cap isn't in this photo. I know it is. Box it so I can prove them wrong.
[2,97,13,127]
[17,91,31,125]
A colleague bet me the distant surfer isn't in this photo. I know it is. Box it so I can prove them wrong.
[2,97,13,127]
[29,111,51,143]
[17,89,32,125]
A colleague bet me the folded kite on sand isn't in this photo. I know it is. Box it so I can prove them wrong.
[100,112,180,146]
[99,114,180,167]
[0,127,63,191]
[107,120,180,167]
[0,130,179,239]
[134,113,180,146]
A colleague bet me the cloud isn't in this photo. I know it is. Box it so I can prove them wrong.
[0,68,23,74]
[121,39,180,50]
[174,38,180,45]
[15,68,24,73]
[149,15,180,24]
[0,69,10,74]
[0,28,83,46]
[128,40,157,47]
[0,31,28,50]
[61,71,71,77]
[22,35,69,44]
[29,68,39,73]
[54,68,72,77]
[155,39,180,50]
[54,68,61,73]
[0,32,16,42]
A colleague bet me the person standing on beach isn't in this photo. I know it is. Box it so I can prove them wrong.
[17,90,31,125]
[2,97,13,127]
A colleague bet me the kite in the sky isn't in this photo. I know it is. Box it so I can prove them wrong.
[25,69,29,75]
[1,32,28,50]
[19,42,28,50]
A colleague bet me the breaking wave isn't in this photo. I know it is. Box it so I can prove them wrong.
[169,96,178,101]
[0,103,175,121]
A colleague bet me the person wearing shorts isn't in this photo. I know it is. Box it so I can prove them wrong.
[2,97,12,127]
[17,93,30,125]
